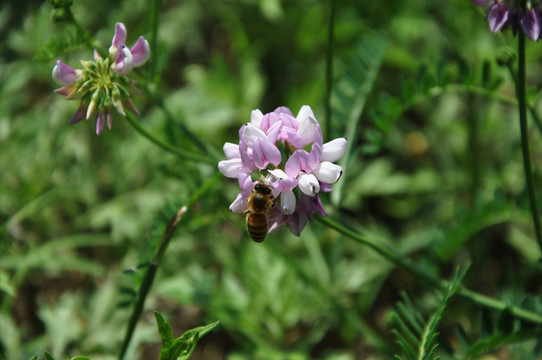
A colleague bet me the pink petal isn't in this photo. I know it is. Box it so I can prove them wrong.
[253,138,281,169]
[273,106,293,116]
[93,49,102,61]
[96,113,105,135]
[239,141,254,170]
[265,121,282,144]
[268,169,298,190]
[130,36,150,67]
[52,61,82,86]
[69,106,87,124]
[54,86,74,96]
[285,150,309,176]
[109,22,127,57]
[229,193,248,213]
[283,128,303,149]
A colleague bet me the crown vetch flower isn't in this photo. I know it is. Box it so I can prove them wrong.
[52,22,150,135]
[487,2,510,33]
[218,106,347,238]
[472,0,542,41]
[521,7,541,41]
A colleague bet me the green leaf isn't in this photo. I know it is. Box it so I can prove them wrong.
[155,312,175,351]
[390,267,466,360]
[0,271,15,297]
[155,311,219,360]
[71,357,91,360]
[44,352,56,360]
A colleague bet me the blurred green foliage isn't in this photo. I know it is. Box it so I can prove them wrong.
[2,0,542,359]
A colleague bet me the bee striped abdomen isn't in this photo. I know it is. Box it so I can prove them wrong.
[245,182,276,242]
[246,213,268,242]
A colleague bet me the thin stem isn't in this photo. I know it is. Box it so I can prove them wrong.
[315,215,542,324]
[118,171,222,360]
[324,0,337,141]
[517,32,542,253]
[124,113,214,164]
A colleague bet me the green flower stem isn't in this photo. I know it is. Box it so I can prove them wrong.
[315,215,542,324]
[124,113,214,164]
[517,32,542,253]
[324,0,337,141]
[118,171,222,360]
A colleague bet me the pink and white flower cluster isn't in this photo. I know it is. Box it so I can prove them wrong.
[52,23,150,135]
[218,106,347,236]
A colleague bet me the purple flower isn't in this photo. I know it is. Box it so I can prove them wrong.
[52,60,82,86]
[218,106,347,238]
[521,8,540,41]
[110,22,150,75]
[473,0,542,41]
[487,2,510,33]
[52,22,149,135]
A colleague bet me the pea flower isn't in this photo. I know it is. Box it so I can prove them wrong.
[218,106,347,238]
[52,22,150,134]
[471,0,542,41]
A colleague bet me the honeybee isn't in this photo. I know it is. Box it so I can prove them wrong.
[245,182,276,242]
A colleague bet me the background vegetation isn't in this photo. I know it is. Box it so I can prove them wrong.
[1,0,542,359]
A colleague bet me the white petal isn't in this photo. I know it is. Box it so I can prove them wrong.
[229,193,248,213]
[322,138,347,162]
[298,173,320,196]
[218,158,244,178]
[223,142,240,159]
[251,109,264,128]
[296,105,315,124]
[241,123,266,145]
[268,168,288,181]
[297,114,318,146]
[280,189,296,215]
[314,161,342,184]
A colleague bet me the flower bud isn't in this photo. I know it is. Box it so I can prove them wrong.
[52,60,82,85]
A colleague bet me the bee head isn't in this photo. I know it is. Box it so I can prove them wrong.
[254,183,272,195]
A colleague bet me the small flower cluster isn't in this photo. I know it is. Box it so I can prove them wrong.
[472,0,542,41]
[218,106,347,236]
[52,23,150,134]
